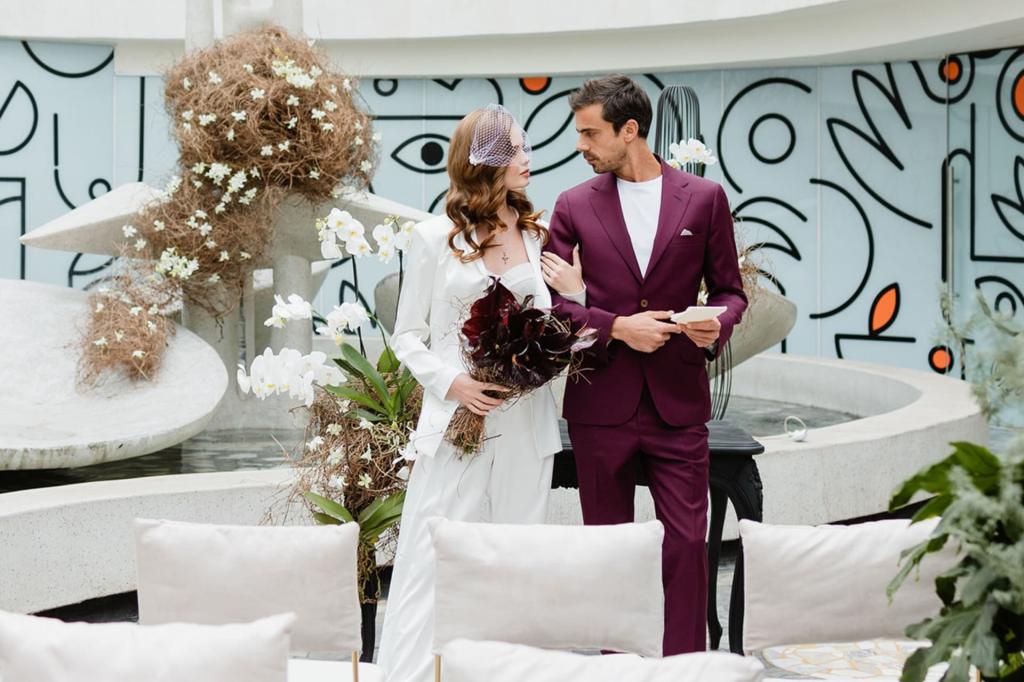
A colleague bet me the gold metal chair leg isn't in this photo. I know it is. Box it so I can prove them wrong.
[352,651,359,682]
[434,654,442,682]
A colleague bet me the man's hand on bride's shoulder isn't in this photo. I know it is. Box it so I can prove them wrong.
[610,310,680,353]
[446,374,511,416]
[541,246,584,296]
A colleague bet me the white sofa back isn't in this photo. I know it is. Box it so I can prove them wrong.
[740,518,952,651]
[431,519,665,657]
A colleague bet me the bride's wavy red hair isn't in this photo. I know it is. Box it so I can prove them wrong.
[445,108,547,262]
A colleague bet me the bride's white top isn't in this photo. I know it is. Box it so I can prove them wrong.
[391,215,563,461]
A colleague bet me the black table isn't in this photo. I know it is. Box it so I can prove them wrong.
[551,419,764,654]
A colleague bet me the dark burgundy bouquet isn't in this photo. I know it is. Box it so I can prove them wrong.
[445,277,598,456]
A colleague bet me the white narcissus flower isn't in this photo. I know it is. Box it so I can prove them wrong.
[307,436,324,451]
[206,163,231,184]
[360,160,373,173]
[311,108,326,120]
[231,111,247,122]
[287,116,298,129]
[95,302,104,313]
[243,63,254,74]
[93,336,108,347]
[286,94,300,106]
[219,250,230,262]
[122,224,137,238]
[326,423,343,436]
[250,88,265,100]
[129,306,142,316]
[342,78,352,91]
[261,145,273,156]
[207,273,221,284]
[182,77,191,91]
[309,169,320,180]
[207,71,222,84]
[132,350,146,359]
[198,113,217,126]
[277,140,290,152]
[226,128,235,141]
[320,122,334,132]
[360,446,372,461]
[114,331,124,342]
[358,473,372,489]
[153,220,165,231]
[181,110,194,121]
[372,132,382,143]
[133,238,147,251]
[328,474,346,490]
[323,100,337,111]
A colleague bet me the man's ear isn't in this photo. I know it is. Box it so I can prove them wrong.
[622,119,639,142]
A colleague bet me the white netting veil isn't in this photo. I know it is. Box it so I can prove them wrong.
[468,103,532,167]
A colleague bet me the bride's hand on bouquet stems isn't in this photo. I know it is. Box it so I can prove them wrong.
[446,374,511,416]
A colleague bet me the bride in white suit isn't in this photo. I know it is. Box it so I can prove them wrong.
[377,104,584,682]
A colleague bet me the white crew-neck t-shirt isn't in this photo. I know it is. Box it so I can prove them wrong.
[616,174,663,277]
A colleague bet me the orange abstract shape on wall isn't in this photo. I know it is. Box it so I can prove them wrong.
[520,77,551,94]
[1014,71,1024,118]
[928,345,953,374]
[869,283,900,335]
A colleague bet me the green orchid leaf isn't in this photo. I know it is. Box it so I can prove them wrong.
[312,512,341,526]
[324,384,389,416]
[341,342,391,406]
[302,491,354,523]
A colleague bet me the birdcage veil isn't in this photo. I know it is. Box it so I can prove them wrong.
[468,103,532,167]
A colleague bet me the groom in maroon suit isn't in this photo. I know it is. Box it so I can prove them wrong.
[542,75,748,655]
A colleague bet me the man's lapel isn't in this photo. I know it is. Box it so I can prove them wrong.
[588,172,643,284]
[645,158,693,279]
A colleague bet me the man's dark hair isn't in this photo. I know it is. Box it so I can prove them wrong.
[569,74,652,138]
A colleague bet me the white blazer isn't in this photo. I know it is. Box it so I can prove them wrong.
[391,214,563,461]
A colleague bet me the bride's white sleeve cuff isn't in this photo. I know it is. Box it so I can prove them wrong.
[559,286,586,306]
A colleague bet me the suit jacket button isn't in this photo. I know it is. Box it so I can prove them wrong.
[640,299,649,308]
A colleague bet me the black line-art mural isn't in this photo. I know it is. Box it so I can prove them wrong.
[1,38,1021,374]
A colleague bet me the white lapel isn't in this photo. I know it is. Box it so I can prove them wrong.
[523,231,551,309]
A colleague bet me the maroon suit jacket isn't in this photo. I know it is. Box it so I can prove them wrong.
[545,159,748,427]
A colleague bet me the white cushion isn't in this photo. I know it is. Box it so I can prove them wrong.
[740,518,952,651]
[135,518,361,654]
[287,658,385,682]
[431,519,664,657]
[440,639,765,682]
[0,610,293,682]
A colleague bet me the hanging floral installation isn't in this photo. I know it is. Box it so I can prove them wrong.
[79,25,377,385]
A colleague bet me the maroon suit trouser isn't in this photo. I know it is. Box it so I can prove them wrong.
[567,383,709,655]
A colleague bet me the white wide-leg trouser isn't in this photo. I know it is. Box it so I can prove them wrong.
[377,401,554,682]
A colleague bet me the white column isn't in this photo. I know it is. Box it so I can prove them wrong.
[182,298,241,381]
[270,253,313,354]
[185,0,216,51]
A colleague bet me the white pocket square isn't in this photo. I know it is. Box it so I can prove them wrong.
[680,228,694,236]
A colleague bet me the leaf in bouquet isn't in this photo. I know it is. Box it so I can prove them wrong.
[571,326,600,352]
[325,384,390,417]
[341,342,392,406]
[302,491,355,523]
